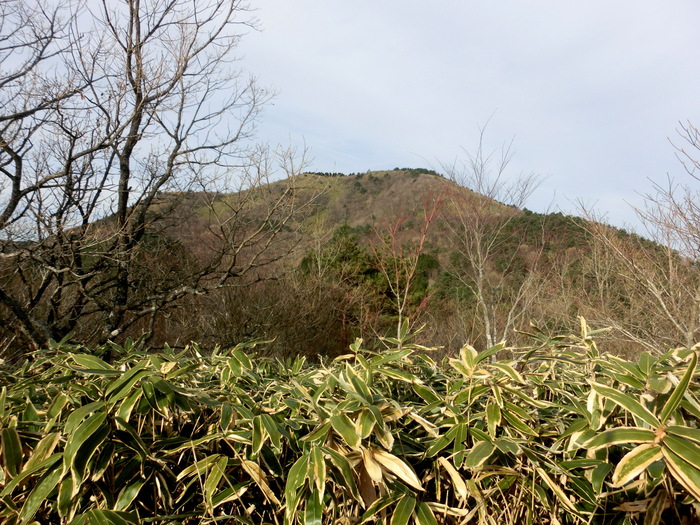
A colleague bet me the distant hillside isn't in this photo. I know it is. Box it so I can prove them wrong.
[145,168,669,358]
[5,166,684,361]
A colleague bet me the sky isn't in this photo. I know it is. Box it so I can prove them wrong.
[238,2,700,231]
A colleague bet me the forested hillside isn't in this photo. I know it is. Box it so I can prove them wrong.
[4,167,696,361]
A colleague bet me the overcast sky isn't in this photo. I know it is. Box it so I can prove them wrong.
[238,2,700,230]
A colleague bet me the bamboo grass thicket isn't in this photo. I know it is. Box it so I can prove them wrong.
[0,319,699,524]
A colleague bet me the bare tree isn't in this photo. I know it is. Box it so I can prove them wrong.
[579,121,700,351]
[368,195,442,342]
[441,127,545,349]
[0,0,310,353]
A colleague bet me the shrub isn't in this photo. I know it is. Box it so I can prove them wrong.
[1,321,699,523]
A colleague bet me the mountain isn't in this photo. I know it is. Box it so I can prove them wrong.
[3,167,691,361]
[144,169,615,358]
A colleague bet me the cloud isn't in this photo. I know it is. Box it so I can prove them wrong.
[240,1,700,229]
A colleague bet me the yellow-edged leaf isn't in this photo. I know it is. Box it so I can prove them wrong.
[361,447,383,483]
[662,447,700,501]
[372,449,423,491]
[241,459,280,505]
[612,443,663,487]
[583,427,655,450]
[437,457,468,500]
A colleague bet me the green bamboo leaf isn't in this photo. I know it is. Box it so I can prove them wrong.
[242,459,281,505]
[407,411,439,437]
[414,500,438,525]
[452,422,468,455]
[58,475,75,519]
[77,509,138,525]
[116,389,142,423]
[302,422,331,444]
[47,392,69,419]
[605,356,646,382]
[355,409,375,439]
[502,409,538,437]
[535,467,581,515]
[284,454,309,521]
[232,347,253,369]
[2,427,22,477]
[113,417,149,462]
[204,456,228,511]
[486,403,501,438]
[568,475,596,506]
[330,414,361,448]
[611,443,663,487]
[322,447,360,501]
[390,495,416,525]
[70,353,115,371]
[501,385,552,409]
[583,427,656,450]
[64,411,109,489]
[662,447,700,501]
[491,384,504,408]
[345,364,372,400]
[437,457,468,500]
[494,437,521,456]
[310,446,326,498]
[376,368,417,384]
[475,342,504,365]
[426,424,461,457]
[503,401,530,421]
[662,433,700,466]
[412,382,441,404]
[0,453,62,498]
[453,384,490,406]
[151,378,175,410]
[71,428,110,492]
[680,398,700,420]
[449,359,472,378]
[489,362,525,383]
[638,352,656,376]
[591,463,613,495]
[360,493,403,523]
[559,458,608,469]
[466,426,490,444]
[114,479,145,511]
[590,382,660,428]
[64,401,104,436]
[367,403,386,430]
[659,351,697,423]
[605,372,646,390]
[372,449,423,491]
[219,403,234,431]
[666,425,700,445]
[140,378,161,413]
[18,464,62,525]
[64,410,107,459]
[370,348,412,367]
[464,441,496,469]
[22,432,61,473]
[261,413,282,450]
[252,415,267,456]
[105,363,148,404]
[648,375,673,395]
[176,454,222,481]
[304,489,323,525]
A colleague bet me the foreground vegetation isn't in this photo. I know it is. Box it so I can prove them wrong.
[1,320,700,524]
